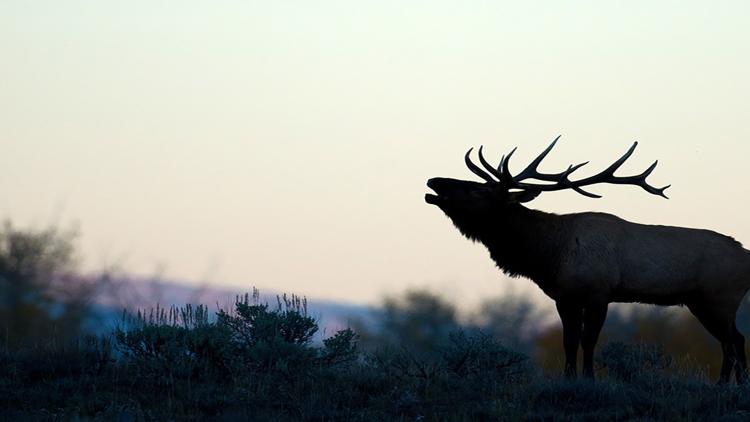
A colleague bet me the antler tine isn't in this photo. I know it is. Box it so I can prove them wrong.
[502,136,589,189]
[571,186,603,198]
[478,146,504,181]
[578,142,638,181]
[514,135,572,182]
[500,147,520,187]
[603,160,671,198]
[464,148,496,183]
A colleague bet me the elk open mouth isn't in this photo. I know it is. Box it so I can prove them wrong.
[425,180,441,205]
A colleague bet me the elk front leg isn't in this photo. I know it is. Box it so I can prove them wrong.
[556,301,583,378]
[581,303,608,379]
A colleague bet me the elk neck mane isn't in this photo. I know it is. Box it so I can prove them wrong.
[470,204,568,283]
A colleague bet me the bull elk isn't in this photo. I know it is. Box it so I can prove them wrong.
[425,136,750,383]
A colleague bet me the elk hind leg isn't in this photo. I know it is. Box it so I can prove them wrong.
[732,325,747,384]
[688,304,737,384]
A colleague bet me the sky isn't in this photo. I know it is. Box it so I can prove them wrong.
[2,1,749,309]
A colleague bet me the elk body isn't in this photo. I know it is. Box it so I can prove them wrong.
[425,137,750,383]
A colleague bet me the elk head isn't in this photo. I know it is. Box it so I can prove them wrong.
[425,136,670,240]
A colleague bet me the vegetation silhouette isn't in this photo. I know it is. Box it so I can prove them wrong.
[5,287,750,420]
[426,136,750,383]
[0,220,96,351]
[353,289,460,355]
[353,289,543,355]
[5,221,750,418]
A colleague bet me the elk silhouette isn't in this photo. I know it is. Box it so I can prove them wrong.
[425,137,750,383]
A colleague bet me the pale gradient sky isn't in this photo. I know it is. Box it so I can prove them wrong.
[2,1,749,308]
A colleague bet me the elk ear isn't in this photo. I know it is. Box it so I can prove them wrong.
[508,190,540,203]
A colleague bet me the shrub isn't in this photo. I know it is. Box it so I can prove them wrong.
[442,330,530,379]
[0,221,95,350]
[320,328,359,365]
[115,304,232,382]
[358,289,459,354]
[216,291,321,373]
[597,341,673,381]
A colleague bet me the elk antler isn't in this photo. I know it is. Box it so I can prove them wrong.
[465,137,670,199]
[465,148,496,183]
